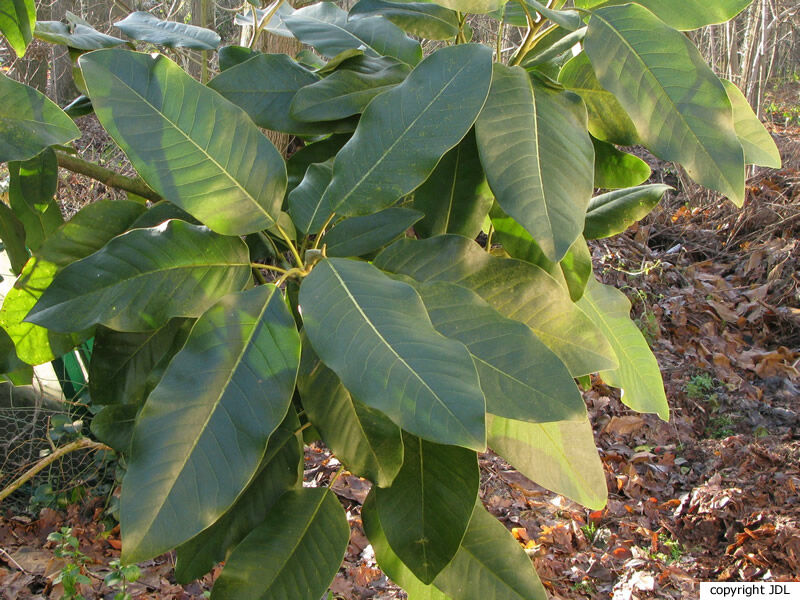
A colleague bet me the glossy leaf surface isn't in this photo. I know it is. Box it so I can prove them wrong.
[348,0,460,40]
[88,318,193,406]
[0,0,35,56]
[299,258,486,450]
[115,11,220,49]
[0,73,80,163]
[298,348,403,487]
[322,44,492,216]
[81,49,286,235]
[287,160,334,235]
[0,200,144,365]
[374,432,478,583]
[175,414,303,584]
[584,184,671,240]
[434,502,547,600]
[416,281,585,423]
[558,51,639,146]
[592,137,651,189]
[375,236,618,376]
[577,277,669,419]
[35,19,127,49]
[488,415,608,509]
[320,207,422,257]
[121,285,301,562]
[27,220,250,333]
[208,54,356,135]
[283,2,422,65]
[211,488,349,600]
[585,4,745,205]
[290,60,409,122]
[7,148,62,252]
[475,65,594,262]
[722,79,781,168]
[575,0,752,30]
[412,129,494,240]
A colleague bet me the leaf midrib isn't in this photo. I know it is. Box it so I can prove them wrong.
[325,261,462,426]
[591,10,737,194]
[96,59,274,224]
[329,51,483,211]
[129,286,277,555]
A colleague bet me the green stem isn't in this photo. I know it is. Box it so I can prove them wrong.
[55,151,162,202]
[496,18,505,61]
[510,0,548,66]
[251,262,289,275]
[485,224,494,251]
[312,213,338,251]
[275,223,305,269]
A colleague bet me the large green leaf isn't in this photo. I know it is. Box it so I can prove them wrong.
[35,19,127,49]
[577,277,669,419]
[0,200,145,365]
[80,49,286,236]
[287,159,335,235]
[121,285,301,563]
[583,184,671,240]
[575,0,752,30]
[0,202,28,275]
[211,488,349,600]
[175,413,303,584]
[297,346,403,487]
[434,501,547,600]
[592,137,651,189]
[416,281,585,423]
[411,129,494,240]
[489,204,592,301]
[283,2,422,65]
[0,328,26,374]
[299,258,486,450]
[8,148,62,252]
[475,65,594,262]
[208,54,356,136]
[322,43,492,216]
[375,236,618,376]
[217,45,260,72]
[88,318,193,406]
[365,494,546,600]
[286,134,349,194]
[348,0,460,40]
[488,414,607,509]
[412,0,505,15]
[320,207,423,257]
[585,4,745,205]
[362,492,450,600]
[26,220,250,333]
[114,11,220,49]
[290,60,410,122]
[90,404,139,452]
[0,0,35,56]
[0,73,80,163]
[722,79,781,168]
[558,52,639,146]
[374,432,478,583]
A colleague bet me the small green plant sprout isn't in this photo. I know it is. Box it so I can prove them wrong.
[104,559,141,600]
[686,372,715,399]
[47,527,90,600]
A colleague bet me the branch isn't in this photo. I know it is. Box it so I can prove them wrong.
[0,437,111,503]
[55,151,163,203]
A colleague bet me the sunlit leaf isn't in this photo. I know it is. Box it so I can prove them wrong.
[81,49,286,236]
[121,285,301,562]
[115,11,220,49]
[576,277,669,419]
[299,257,486,450]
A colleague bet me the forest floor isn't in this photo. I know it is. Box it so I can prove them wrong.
[0,113,798,599]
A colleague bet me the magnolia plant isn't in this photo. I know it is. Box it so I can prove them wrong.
[0,0,780,597]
